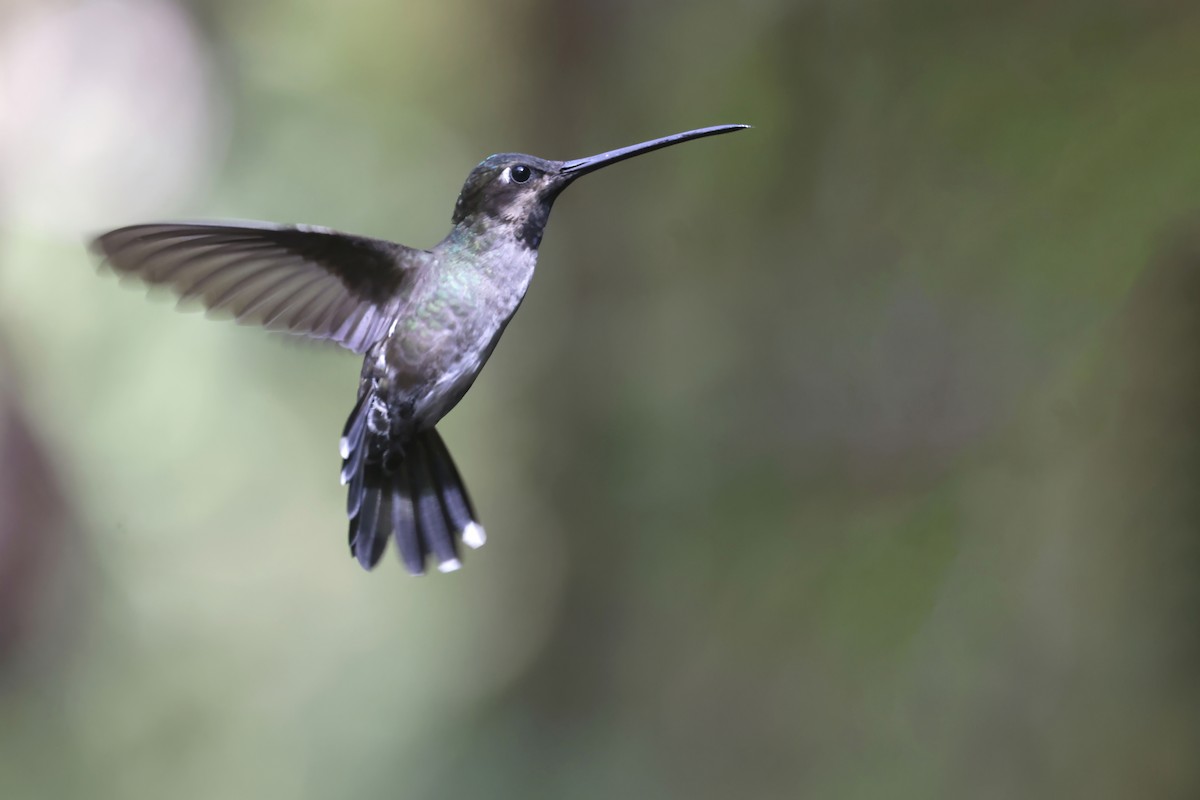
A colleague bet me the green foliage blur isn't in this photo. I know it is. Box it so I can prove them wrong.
[2,0,1200,797]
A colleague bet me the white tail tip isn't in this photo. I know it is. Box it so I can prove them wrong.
[462,522,487,550]
[437,558,463,573]
[338,437,350,459]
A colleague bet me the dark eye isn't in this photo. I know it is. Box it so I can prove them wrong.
[510,164,532,183]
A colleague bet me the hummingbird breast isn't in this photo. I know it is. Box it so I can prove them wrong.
[370,238,538,433]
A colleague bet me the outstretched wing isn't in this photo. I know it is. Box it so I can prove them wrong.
[91,221,429,353]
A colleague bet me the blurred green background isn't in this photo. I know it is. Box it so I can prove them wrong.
[3,0,1200,797]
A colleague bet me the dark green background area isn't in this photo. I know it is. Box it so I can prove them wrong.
[2,1,1199,797]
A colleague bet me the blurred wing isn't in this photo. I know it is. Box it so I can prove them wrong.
[91,221,428,353]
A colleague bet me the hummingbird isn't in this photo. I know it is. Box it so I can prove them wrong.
[91,123,749,575]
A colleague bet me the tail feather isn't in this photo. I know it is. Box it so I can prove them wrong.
[390,460,426,574]
[352,482,386,570]
[410,438,460,572]
[341,392,370,520]
[340,392,369,459]
[372,490,394,568]
[425,432,484,549]
[340,429,368,486]
[344,450,367,520]
[340,394,484,573]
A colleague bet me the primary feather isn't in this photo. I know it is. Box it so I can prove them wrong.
[91,221,428,353]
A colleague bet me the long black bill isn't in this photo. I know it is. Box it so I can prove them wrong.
[558,124,749,179]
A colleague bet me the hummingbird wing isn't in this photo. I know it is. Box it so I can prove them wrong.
[91,221,426,353]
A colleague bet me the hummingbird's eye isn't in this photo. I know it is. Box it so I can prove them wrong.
[510,164,532,183]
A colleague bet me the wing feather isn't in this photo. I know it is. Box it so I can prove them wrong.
[259,273,329,329]
[91,221,427,353]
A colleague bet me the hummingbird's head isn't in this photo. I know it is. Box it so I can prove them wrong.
[450,124,750,249]
[450,154,564,248]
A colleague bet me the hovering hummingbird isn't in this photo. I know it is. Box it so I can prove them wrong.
[91,123,748,575]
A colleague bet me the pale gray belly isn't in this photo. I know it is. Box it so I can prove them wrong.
[376,286,524,429]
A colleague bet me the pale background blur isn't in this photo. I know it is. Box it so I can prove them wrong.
[2,1,1200,797]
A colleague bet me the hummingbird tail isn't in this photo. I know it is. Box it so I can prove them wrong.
[341,396,484,573]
